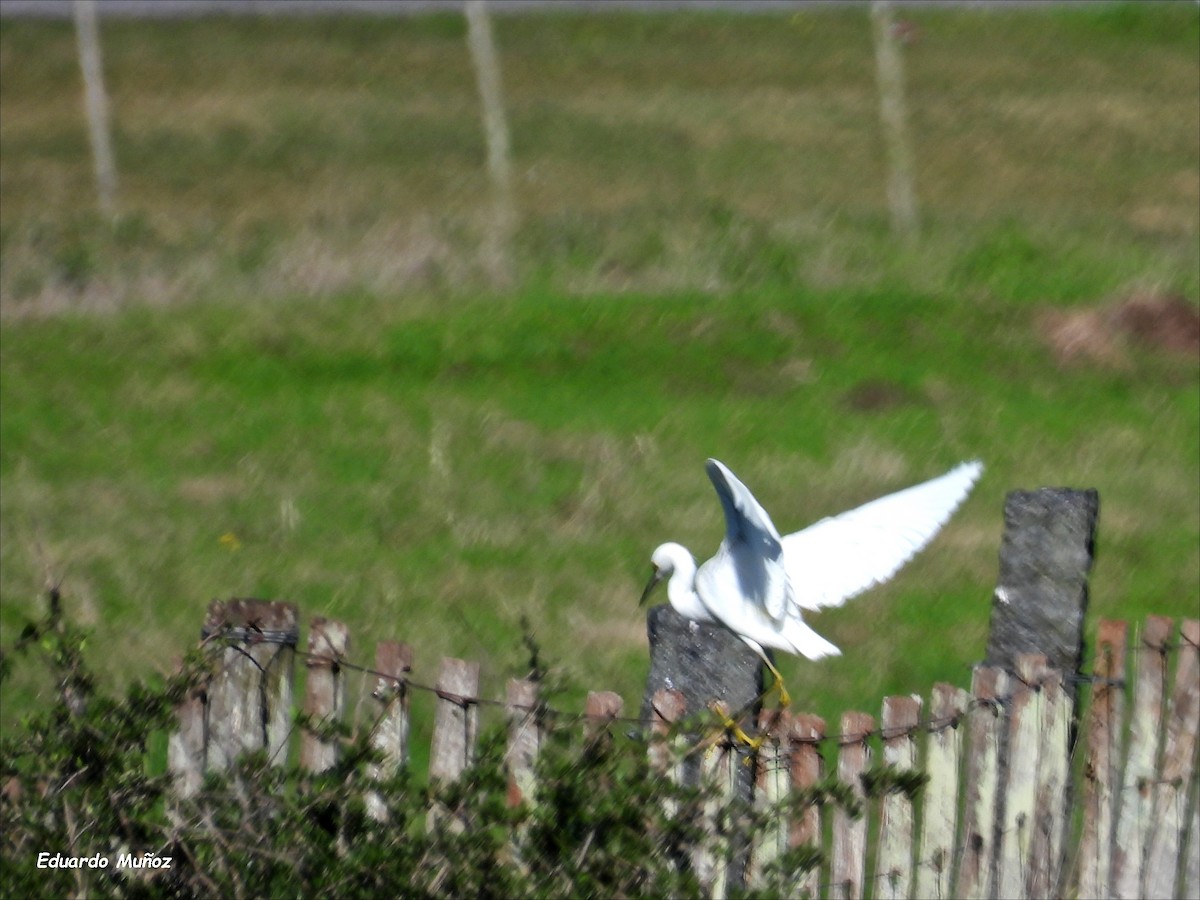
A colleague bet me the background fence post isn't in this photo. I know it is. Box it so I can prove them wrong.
[366,641,412,822]
[199,598,298,773]
[300,617,349,774]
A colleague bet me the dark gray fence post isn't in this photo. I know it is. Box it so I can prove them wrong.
[985,488,1099,675]
[640,604,763,890]
[983,487,1098,898]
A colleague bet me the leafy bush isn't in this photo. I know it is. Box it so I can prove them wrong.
[2,596,872,899]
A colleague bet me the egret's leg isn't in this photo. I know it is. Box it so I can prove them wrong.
[750,648,791,708]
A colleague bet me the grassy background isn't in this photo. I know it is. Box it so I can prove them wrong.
[1,4,1197,766]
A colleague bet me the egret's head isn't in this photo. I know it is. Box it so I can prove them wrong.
[639,543,683,606]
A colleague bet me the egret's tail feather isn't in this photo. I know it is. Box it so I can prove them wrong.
[785,621,841,660]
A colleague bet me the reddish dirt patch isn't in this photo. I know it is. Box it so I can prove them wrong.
[1039,293,1199,367]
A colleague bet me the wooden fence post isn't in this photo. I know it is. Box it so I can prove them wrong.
[506,678,540,808]
[875,694,921,900]
[1076,619,1127,899]
[984,486,1097,896]
[789,713,826,899]
[430,657,480,785]
[168,676,206,799]
[1143,619,1199,899]
[198,598,298,773]
[749,709,791,889]
[985,487,1097,678]
[584,690,623,741]
[915,683,968,899]
[300,617,349,774]
[366,641,412,822]
[642,605,761,891]
[648,688,687,821]
[956,666,1008,900]
[831,711,874,900]
[1112,615,1173,899]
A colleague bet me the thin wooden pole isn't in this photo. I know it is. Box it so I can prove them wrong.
[464,0,515,287]
[870,0,918,239]
[73,0,117,219]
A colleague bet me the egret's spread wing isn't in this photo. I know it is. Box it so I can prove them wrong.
[705,459,790,620]
[781,460,983,613]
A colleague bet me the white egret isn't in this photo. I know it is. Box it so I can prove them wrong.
[640,458,983,711]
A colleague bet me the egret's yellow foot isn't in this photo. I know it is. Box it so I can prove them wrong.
[712,705,763,750]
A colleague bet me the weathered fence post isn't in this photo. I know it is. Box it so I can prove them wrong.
[584,690,624,741]
[427,656,481,832]
[430,657,480,784]
[916,683,968,898]
[789,713,826,900]
[1143,619,1199,898]
[985,487,1097,677]
[366,641,412,822]
[1112,615,1172,898]
[831,711,874,900]
[749,709,791,889]
[875,694,921,900]
[196,598,299,773]
[1076,619,1127,898]
[506,678,540,808]
[300,617,349,773]
[641,605,762,890]
[168,675,207,799]
[956,666,1008,900]
[984,487,1097,896]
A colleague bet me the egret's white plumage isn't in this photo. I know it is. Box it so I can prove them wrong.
[641,459,983,677]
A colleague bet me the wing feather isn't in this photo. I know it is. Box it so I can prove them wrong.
[781,460,983,613]
[705,459,790,621]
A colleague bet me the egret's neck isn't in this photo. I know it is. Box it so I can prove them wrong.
[664,546,709,622]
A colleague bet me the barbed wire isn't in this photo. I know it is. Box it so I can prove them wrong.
[192,620,1199,749]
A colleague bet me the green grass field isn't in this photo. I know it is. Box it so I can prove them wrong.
[1,4,1197,765]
